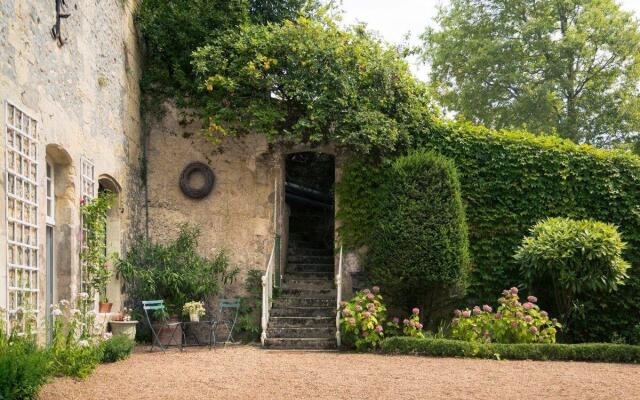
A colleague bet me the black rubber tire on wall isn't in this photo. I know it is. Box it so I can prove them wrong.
[179,161,215,199]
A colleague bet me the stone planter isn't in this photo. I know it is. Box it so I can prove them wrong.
[109,320,138,340]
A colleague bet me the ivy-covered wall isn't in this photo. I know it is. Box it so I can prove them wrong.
[338,121,640,342]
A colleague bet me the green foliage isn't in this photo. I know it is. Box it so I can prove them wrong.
[101,334,135,363]
[515,217,630,323]
[51,342,104,379]
[340,287,388,350]
[340,121,640,343]
[423,0,640,146]
[451,287,560,344]
[381,337,640,364]
[81,191,115,302]
[116,224,239,315]
[235,269,263,342]
[0,337,51,400]
[340,151,470,318]
[192,17,434,153]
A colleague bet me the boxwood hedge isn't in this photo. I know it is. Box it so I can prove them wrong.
[380,337,640,363]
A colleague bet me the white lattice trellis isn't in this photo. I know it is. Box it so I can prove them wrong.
[80,157,95,292]
[4,101,39,334]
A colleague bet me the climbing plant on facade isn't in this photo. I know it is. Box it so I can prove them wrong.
[80,191,115,302]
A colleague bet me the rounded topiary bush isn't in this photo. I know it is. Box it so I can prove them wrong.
[515,217,630,327]
[366,150,470,321]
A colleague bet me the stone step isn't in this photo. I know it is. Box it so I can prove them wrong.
[263,337,337,350]
[287,255,334,264]
[288,247,333,257]
[280,287,336,298]
[281,278,334,291]
[267,326,334,339]
[269,316,334,328]
[285,271,333,280]
[273,297,334,308]
[270,306,335,318]
[287,263,334,273]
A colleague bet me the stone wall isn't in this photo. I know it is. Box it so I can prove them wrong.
[0,0,144,335]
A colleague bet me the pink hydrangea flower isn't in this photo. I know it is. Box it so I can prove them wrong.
[540,311,548,318]
[523,302,534,310]
[472,306,482,315]
[462,310,471,318]
[348,318,356,326]
[375,325,384,333]
[366,293,375,301]
[416,323,423,330]
[367,303,375,311]
[403,319,410,325]
[362,289,371,295]
[355,305,363,312]
[454,309,462,317]
[362,311,371,319]
[392,317,400,324]
[529,326,539,334]
[510,287,519,295]
[372,286,380,294]
[412,307,420,315]
[510,321,518,328]
[342,309,352,317]
[516,312,524,319]
[482,304,492,313]
[494,312,503,320]
[524,315,533,323]
[527,296,538,303]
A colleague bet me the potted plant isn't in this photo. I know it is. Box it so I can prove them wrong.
[183,301,206,322]
[109,307,138,340]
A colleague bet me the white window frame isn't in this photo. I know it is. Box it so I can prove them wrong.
[46,161,55,226]
[4,100,39,335]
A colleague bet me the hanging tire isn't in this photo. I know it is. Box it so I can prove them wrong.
[179,161,215,199]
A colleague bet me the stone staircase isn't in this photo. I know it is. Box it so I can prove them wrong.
[264,236,337,349]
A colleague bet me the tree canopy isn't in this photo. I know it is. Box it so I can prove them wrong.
[422,0,640,146]
[192,17,434,153]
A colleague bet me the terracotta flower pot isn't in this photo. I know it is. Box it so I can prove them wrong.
[99,302,113,313]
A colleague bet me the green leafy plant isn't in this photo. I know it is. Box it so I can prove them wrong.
[0,336,52,400]
[80,190,115,303]
[381,337,640,364]
[515,218,630,325]
[348,150,470,320]
[116,224,239,316]
[340,287,388,350]
[50,294,109,379]
[101,334,135,363]
[235,269,264,342]
[402,308,425,338]
[451,287,561,344]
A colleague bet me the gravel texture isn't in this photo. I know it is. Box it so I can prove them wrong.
[40,345,640,400]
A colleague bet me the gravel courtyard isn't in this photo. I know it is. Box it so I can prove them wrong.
[40,345,640,400]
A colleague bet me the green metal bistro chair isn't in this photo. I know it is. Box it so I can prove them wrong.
[203,298,240,347]
[142,300,182,352]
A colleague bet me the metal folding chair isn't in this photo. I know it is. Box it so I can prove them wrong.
[142,300,182,352]
[216,298,240,345]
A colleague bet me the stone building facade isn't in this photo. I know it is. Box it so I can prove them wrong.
[1,1,356,346]
[0,0,144,336]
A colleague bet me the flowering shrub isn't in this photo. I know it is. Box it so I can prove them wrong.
[402,308,425,338]
[451,287,561,344]
[183,301,206,317]
[50,294,110,378]
[340,287,387,350]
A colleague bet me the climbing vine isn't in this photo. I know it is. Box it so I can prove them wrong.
[81,191,115,302]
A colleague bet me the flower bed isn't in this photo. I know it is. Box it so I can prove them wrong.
[380,337,640,363]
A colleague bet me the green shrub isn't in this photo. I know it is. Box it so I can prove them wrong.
[51,343,104,379]
[0,338,51,400]
[451,287,560,344]
[362,151,470,320]
[515,218,630,325]
[380,336,640,363]
[101,334,135,363]
[116,224,239,315]
[340,287,388,350]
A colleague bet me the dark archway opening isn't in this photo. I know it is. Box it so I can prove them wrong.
[285,152,335,250]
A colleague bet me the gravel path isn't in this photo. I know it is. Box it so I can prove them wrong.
[40,345,640,400]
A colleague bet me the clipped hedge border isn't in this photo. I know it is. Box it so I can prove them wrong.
[380,337,640,364]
